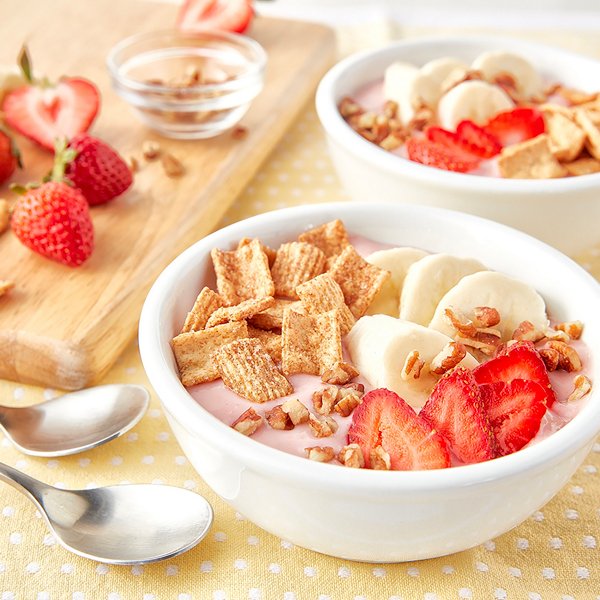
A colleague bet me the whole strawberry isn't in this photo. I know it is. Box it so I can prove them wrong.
[57,135,133,206]
[11,181,94,267]
[0,129,22,184]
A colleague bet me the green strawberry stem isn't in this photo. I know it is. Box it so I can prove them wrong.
[49,138,78,183]
[18,45,34,84]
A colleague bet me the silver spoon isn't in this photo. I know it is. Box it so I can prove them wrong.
[0,462,213,563]
[0,384,150,456]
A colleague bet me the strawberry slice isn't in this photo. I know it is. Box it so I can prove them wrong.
[483,107,545,147]
[426,122,501,159]
[348,388,450,470]
[473,341,556,408]
[480,379,547,455]
[406,137,480,173]
[2,47,99,151]
[177,0,254,34]
[420,367,496,464]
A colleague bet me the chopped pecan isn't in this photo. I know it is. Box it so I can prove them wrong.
[383,100,398,119]
[430,342,466,375]
[444,307,478,338]
[543,327,570,342]
[567,374,592,402]
[547,341,582,372]
[539,347,560,371]
[455,334,500,357]
[312,386,338,415]
[321,361,359,385]
[407,104,435,131]
[308,414,338,438]
[305,446,335,462]
[334,391,362,417]
[370,445,391,470]
[401,350,425,380]
[339,97,363,119]
[231,125,248,140]
[162,153,185,177]
[512,320,545,343]
[265,405,293,430]
[379,133,404,151]
[231,408,263,436]
[337,443,364,468]
[142,140,161,160]
[340,382,365,396]
[281,398,309,425]
[472,306,501,328]
[555,321,583,340]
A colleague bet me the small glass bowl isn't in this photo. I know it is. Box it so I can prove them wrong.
[107,30,267,139]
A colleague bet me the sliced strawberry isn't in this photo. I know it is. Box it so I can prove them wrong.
[0,128,21,184]
[473,341,556,407]
[483,107,545,147]
[480,379,547,455]
[420,367,496,464]
[3,78,99,151]
[456,120,502,158]
[177,0,254,34]
[348,388,450,470]
[406,137,480,173]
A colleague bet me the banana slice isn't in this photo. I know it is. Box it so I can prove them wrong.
[366,247,429,317]
[428,271,549,341]
[472,51,543,99]
[400,254,487,326]
[437,80,515,130]
[421,57,468,93]
[347,315,479,409]
[384,61,438,125]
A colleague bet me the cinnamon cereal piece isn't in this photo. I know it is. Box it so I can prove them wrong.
[547,340,582,372]
[543,109,586,162]
[172,321,248,386]
[249,298,299,331]
[181,287,225,333]
[321,361,359,385]
[297,219,350,258]
[247,326,282,363]
[281,309,342,376]
[334,391,362,417]
[567,374,592,402]
[281,398,310,425]
[296,273,355,335]
[555,320,583,340]
[401,350,425,381]
[557,87,599,106]
[370,445,391,470]
[0,199,10,234]
[512,320,545,343]
[231,408,263,436]
[265,405,293,430]
[211,239,274,305]
[312,386,338,415]
[337,443,364,468]
[0,280,15,298]
[539,347,560,371]
[430,342,467,375]
[563,157,600,176]
[238,237,277,266]
[308,414,338,438]
[329,245,390,318]
[498,135,568,179]
[574,109,600,160]
[215,338,292,403]
[305,446,336,463]
[205,296,275,328]
[270,242,326,298]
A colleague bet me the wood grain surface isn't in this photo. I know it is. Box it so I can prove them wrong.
[0,0,335,390]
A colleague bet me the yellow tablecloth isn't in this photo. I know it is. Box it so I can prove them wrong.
[2,26,600,600]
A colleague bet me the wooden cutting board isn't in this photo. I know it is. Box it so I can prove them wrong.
[0,0,335,390]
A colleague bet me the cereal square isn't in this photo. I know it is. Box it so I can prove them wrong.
[215,338,292,403]
[249,298,301,331]
[497,134,568,179]
[248,325,283,362]
[238,237,277,266]
[543,109,586,162]
[181,287,225,333]
[564,156,600,176]
[206,296,275,328]
[329,245,391,318]
[211,239,274,305]
[270,242,326,298]
[172,321,248,386]
[574,109,600,160]
[281,309,342,376]
[297,219,350,258]
[296,273,355,335]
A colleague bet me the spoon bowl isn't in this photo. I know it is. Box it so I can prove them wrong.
[0,384,150,456]
[0,462,213,564]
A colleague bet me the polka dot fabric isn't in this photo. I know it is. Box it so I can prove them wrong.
[2,28,600,600]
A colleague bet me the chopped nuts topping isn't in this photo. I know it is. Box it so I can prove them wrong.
[567,374,592,402]
[337,444,364,468]
[543,327,570,342]
[281,399,310,426]
[334,391,362,417]
[308,413,338,438]
[265,405,294,430]
[539,347,560,371]
[472,306,501,328]
[430,342,467,375]
[444,307,478,338]
[305,446,335,463]
[231,408,263,436]
[547,341,582,372]
[161,153,185,177]
[312,386,338,415]
[512,320,545,343]
[455,334,499,357]
[321,361,359,385]
[401,350,425,380]
[142,140,161,160]
[370,445,391,470]
[555,321,584,340]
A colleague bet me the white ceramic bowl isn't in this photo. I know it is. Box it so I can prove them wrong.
[315,36,600,256]
[139,202,600,562]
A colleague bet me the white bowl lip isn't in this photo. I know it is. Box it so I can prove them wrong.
[315,34,600,193]
[139,202,600,494]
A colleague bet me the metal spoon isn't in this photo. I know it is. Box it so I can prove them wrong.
[0,384,150,456]
[0,462,213,563]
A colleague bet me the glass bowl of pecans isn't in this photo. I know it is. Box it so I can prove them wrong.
[107,30,267,139]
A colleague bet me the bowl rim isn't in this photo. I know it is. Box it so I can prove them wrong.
[315,34,600,192]
[106,28,267,95]
[139,202,600,493]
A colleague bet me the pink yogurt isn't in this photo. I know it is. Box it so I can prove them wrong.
[186,235,591,465]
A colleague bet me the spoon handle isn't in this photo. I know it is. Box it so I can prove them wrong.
[0,461,49,505]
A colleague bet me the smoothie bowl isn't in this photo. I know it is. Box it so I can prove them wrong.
[315,37,600,255]
[139,202,600,562]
